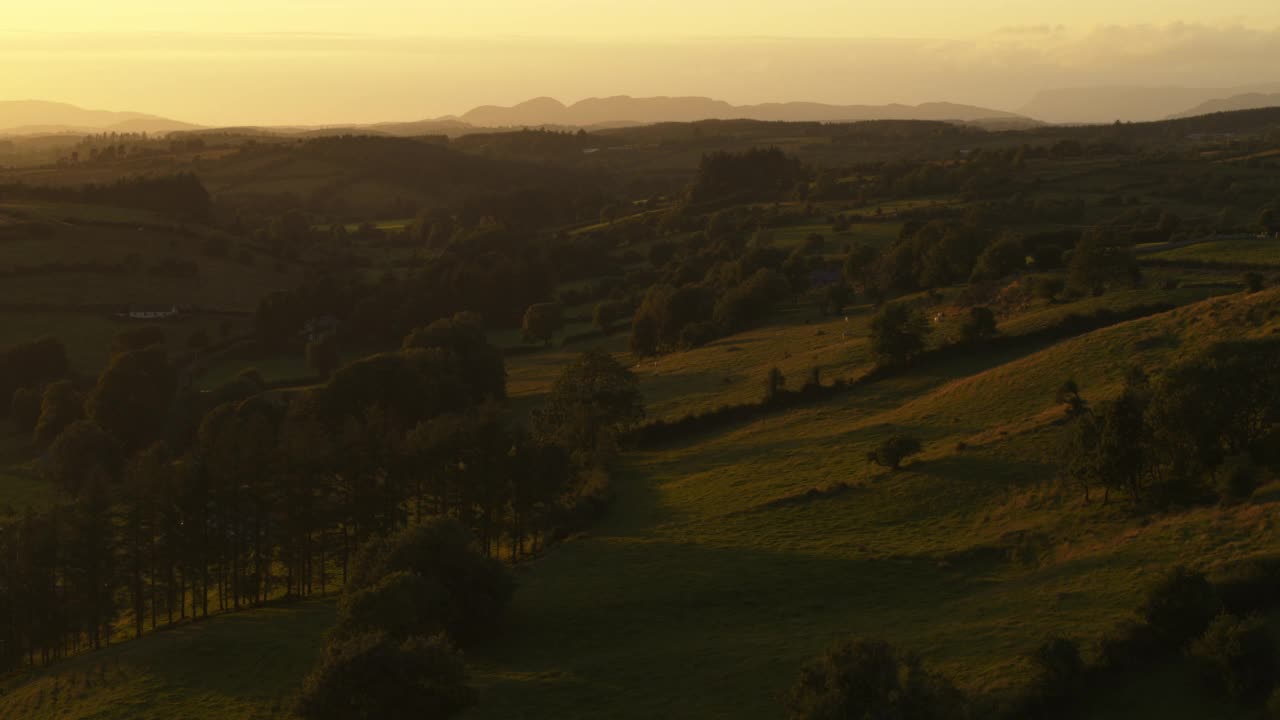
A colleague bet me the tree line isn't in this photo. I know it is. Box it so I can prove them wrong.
[0,317,643,673]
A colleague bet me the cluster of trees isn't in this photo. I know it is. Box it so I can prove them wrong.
[0,318,643,673]
[1063,337,1280,505]
[254,233,563,348]
[294,518,513,720]
[688,148,809,203]
[0,174,211,220]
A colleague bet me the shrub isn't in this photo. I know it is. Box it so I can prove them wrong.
[295,632,473,720]
[785,637,967,720]
[1189,613,1277,701]
[1034,276,1065,301]
[347,518,514,646]
[1023,637,1085,708]
[1141,566,1219,649]
[335,571,448,642]
[1244,272,1266,294]
[1214,454,1258,503]
[959,306,998,344]
[868,434,923,471]
[869,303,928,368]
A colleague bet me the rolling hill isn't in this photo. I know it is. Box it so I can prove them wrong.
[1170,92,1280,119]
[1019,82,1280,124]
[0,101,199,136]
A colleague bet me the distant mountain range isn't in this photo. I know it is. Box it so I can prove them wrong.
[1020,83,1280,124]
[6,89,1280,139]
[451,96,1030,127]
[0,100,201,135]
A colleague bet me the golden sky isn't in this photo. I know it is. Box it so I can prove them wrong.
[7,0,1280,38]
[3,1,1280,124]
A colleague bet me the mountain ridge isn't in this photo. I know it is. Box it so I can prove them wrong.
[455,95,1030,127]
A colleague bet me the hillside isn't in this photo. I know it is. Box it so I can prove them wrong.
[1019,82,1280,124]
[0,101,199,136]
[1171,92,1280,119]
[4,283,1276,720]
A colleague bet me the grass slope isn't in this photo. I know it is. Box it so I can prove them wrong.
[464,288,1280,719]
[4,288,1277,720]
[0,601,334,720]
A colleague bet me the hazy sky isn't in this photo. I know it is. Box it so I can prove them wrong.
[4,1,1280,124]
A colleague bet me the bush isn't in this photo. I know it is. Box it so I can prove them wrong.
[1268,686,1280,719]
[295,632,473,720]
[1244,272,1266,294]
[785,637,967,720]
[959,306,998,344]
[868,434,923,471]
[1141,566,1219,649]
[335,571,448,642]
[869,303,929,368]
[1189,613,1277,702]
[347,518,514,646]
[1034,276,1065,301]
[1214,454,1259,503]
[1022,637,1085,709]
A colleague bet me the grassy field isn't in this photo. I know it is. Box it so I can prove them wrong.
[0,601,335,720]
[1146,235,1280,266]
[463,287,1280,719]
[4,287,1277,720]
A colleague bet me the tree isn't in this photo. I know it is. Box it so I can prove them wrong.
[346,518,513,645]
[764,367,787,403]
[820,284,852,316]
[307,334,341,379]
[869,303,929,368]
[34,380,84,449]
[521,302,564,347]
[85,346,176,453]
[46,420,120,497]
[959,307,997,344]
[843,243,879,288]
[1142,566,1219,649]
[786,637,966,720]
[969,234,1025,284]
[1067,230,1140,295]
[868,434,923,471]
[1025,637,1085,708]
[1189,613,1277,702]
[1055,379,1086,416]
[534,349,644,458]
[295,633,474,720]
[1244,272,1265,294]
[402,313,506,403]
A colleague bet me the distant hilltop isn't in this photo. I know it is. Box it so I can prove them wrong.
[1020,82,1280,124]
[0,100,200,136]
[452,95,1031,127]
